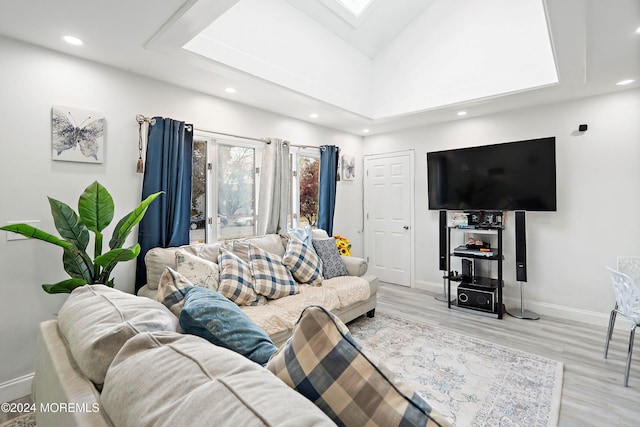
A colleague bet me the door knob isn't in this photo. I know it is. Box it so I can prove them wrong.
[403,225,409,230]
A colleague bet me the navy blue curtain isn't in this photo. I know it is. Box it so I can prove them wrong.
[135,117,193,291]
[317,145,340,236]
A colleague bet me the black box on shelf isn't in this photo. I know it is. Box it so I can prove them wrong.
[457,284,496,312]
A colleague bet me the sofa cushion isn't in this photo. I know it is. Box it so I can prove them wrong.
[144,243,223,290]
[101,332,335,427]
[218,248,264,306]
[226,234,286,262]
[267,306,450,427]
[175,249,220,291]
[57,285,178,385]
[249,244,298,299]
[179,286,277,364]
[282,237,323,286]
[312,237,349,279]
[156,267,193,316]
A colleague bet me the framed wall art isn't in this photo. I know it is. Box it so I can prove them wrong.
[341,154,355,180]
[52,105,105,163]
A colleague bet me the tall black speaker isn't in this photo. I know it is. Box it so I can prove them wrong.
[508,210,539,320]
[439,210,447,271]
[435,210,449,302]
[515,210,527,282]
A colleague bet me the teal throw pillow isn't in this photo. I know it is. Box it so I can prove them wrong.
[179,286,277,365]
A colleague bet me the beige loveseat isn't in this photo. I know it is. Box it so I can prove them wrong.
[137,230,378,346]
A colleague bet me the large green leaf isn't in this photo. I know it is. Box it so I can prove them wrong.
[0,224,72,249]
[42,278,88,294]
[48,197,89,251]
[78,181,114,233]
[63,247,94,283]
[94,245,141,268]
[109,192,162,249]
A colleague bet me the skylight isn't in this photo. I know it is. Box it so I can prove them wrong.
[335,0,374,17]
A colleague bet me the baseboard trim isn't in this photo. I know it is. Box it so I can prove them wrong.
[411,280,609,326]
[0,373,33,403]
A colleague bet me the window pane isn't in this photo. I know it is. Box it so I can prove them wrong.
[190,140,207,244]
[217,144,255,240]
[298,156,319,228]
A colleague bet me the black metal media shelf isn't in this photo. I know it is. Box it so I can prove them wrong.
[446,227,504,319]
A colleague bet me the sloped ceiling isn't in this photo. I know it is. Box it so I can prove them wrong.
[0,0,638,135]
[182,0,558,119]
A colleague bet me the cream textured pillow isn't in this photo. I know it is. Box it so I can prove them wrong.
[57,285,179,385]
[175,249,220,291]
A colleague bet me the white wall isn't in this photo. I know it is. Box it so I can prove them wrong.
[364,88,640,323]
[0,35,364,401]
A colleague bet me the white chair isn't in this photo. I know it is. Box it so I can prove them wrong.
[604,267,640,386]
[617,256,640,284]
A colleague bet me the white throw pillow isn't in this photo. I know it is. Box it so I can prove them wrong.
[175,249,220,291]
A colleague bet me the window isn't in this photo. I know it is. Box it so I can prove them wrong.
[190,137,260,243]
[290,149,320,229]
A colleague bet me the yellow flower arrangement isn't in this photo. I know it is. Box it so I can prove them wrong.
[333,234,352,256]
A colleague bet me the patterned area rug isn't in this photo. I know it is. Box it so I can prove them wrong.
[0,413,35,427]
[349,313,563,427]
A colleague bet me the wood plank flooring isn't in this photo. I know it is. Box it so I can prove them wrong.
[374,282,640,427]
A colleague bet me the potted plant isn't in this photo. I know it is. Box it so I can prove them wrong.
[0,181,161,293]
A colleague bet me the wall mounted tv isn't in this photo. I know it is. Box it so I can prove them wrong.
[427,137,557,211]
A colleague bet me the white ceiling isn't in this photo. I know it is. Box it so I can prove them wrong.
[0,0,638,135]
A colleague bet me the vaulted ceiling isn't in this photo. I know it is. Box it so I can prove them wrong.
[0,0,638,135]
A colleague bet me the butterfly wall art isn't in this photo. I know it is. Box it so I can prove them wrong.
[341,154,355,181]
[52,105,105,163]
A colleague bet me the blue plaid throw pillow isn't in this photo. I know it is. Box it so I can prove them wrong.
[266,306,451,427]
[282,237,323,286]
[218,248,264,306]
[249,244,298,299]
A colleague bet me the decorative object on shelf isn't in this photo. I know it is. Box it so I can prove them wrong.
[333,234,351,256]
[341,154,355,180]
[450,212,469,227]
[52,105,105,163]
[0,181,161,293]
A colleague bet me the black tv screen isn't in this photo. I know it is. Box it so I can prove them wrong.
[427,137,556,211]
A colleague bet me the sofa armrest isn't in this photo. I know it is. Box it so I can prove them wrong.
[341,256,368,277]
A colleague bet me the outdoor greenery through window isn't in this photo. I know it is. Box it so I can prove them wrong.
[291,151,320,229]
[191,139,320,243]
[190,137,258,243]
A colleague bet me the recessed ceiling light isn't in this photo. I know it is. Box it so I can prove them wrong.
[225,87,237,93]
[63,35,83,46]
[457,111,467,116]
[310,113,319,119]
[362,128,370,133]
[616,79,635,86]
[636,26,640,34]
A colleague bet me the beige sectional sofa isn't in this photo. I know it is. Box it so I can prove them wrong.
[137,230,378,346]
[33,285,336,427]
[32,231,379,426]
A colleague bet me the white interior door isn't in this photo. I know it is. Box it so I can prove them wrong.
[364,151,413,286]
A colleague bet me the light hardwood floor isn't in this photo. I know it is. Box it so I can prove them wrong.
[374,282,640,427]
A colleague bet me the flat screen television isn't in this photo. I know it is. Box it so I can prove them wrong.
[427,137,556,211]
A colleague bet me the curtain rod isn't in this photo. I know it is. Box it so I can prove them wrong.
[193,127,320,150]
[137,116,320,150]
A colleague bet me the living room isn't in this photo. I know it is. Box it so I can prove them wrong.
[0,0,639,426]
